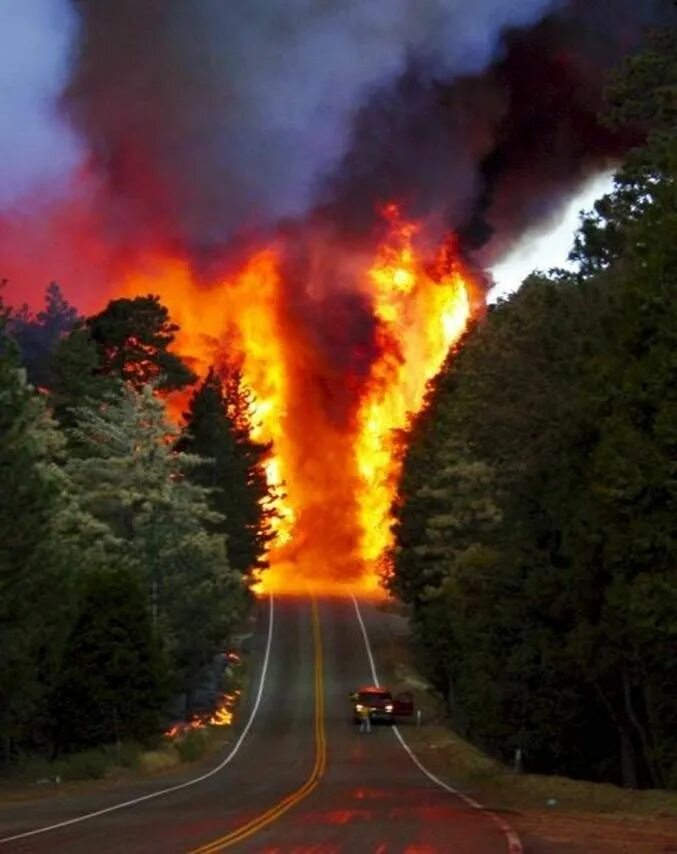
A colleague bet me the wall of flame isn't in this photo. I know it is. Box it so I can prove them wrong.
[115,206,474,596]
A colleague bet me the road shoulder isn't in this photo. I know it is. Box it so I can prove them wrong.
[368,600,677,854]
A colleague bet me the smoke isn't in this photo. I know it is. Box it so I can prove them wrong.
[0,0,82,208]
[64,0,564,247]
[2,0,675,309]
[320,0,677,266]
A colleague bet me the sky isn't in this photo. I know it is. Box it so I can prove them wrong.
[488,171,616,302]
[0,0,82,208]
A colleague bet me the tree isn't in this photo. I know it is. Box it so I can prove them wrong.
[390,28,677,786]
[6,283,79,388]
[179,367,275,576]
[0,316,108,761]
[50,326,117,427]
[66,384,245,698]
[49,294,195,427]
[50,568,167,752]
[86,295,195,391]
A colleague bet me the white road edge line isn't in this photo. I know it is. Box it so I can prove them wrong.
[350,594,522,854]
[0,593,276,845]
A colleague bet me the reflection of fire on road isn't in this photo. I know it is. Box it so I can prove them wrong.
[121,204,475,597]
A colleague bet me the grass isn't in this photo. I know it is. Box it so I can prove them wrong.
[373,601,677,824]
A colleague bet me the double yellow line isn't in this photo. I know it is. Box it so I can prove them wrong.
[190,598,326,852]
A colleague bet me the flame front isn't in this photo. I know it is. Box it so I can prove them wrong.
[120,206,473,595]
[355,206,471,586]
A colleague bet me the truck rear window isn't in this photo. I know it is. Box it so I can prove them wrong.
[358,691,391,701]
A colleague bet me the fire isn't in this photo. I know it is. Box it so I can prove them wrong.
[165,691,239,738]
[118,206,474,596]
[355,206,470,581]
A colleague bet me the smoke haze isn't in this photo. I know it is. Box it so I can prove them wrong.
[0,0,81,208]
[63,0,564,246]
[1,0,675,307]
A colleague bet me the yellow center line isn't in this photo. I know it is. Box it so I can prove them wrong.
[189,598,326,853]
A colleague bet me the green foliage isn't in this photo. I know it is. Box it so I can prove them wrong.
[65,384,246,696]
[174,728,210,763]
[50,326,116,427]
[391,29,677,790]
[7,283,79,388]
[179,367,275,575]
[0,292,246,764]
[0,318,94,759]
[51,567,167,752]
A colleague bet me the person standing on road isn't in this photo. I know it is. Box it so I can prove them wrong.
[358,703,371,734]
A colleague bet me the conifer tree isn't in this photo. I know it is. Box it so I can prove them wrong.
[7,282,79,388]
[0,317,109,759]
[86,294,195,391]
[179,367,275,576]
[49,294,195,424]
[51,568,167,752]
[390,29,677,788]
[66,384,245,694]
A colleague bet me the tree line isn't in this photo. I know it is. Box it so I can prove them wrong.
[389,29,677,789]
[1,289,273,762]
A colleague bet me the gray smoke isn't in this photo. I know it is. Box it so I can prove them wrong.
[65,0,563,245]
[0,0,81,208]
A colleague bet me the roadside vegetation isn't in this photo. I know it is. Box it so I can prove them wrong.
[389,28,677,790]
[0,649,247,796]
[374,605,677,852]
[0,290,271,773]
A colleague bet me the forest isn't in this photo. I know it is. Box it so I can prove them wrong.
[1,22,674,794]
[389,29,677,788]
[0,289,273,765]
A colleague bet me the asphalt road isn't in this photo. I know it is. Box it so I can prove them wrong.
[0,596,518,853]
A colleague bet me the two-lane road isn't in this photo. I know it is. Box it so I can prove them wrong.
[0,596,518,852]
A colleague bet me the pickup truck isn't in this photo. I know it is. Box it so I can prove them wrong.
[350,685,414,724]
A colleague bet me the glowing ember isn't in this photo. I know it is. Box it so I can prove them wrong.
[119,206,474,595]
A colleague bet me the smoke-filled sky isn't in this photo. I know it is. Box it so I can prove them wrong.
[1,0,675,307]
[62,0,574,245]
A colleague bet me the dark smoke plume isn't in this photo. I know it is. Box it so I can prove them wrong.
[61,0,676,271]
[64,0,563,250]
[320,0,676,267]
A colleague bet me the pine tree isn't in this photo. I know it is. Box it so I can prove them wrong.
[49,295,195,425]
[50,568,167,752]
[86,295,195,391]
[389,29,677,787]
[50,326,116,427]
[179,367,275,576]
[66,384,245,695]
[7,283,79,388]
[0,318,107,760]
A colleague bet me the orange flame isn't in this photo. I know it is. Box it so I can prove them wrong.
[120,206,474,596]
[165,690,239,738]
[355,206,470,586]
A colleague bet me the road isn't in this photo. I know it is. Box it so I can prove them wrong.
[0,596,518,852]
